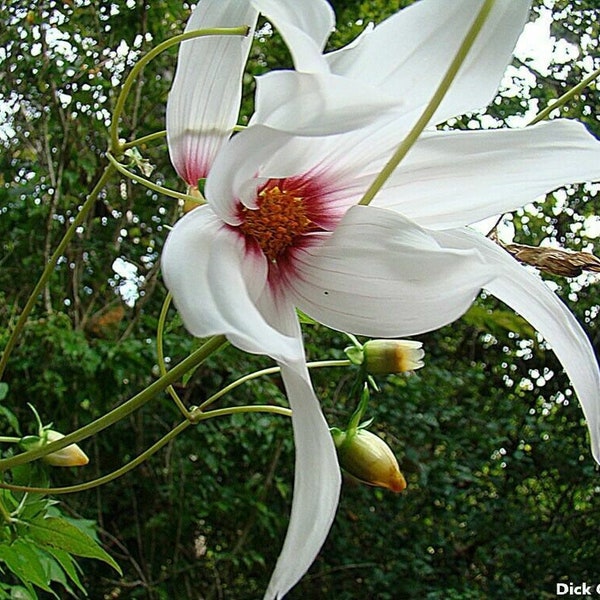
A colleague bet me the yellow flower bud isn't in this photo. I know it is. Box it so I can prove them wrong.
[363,339,424,375]
[22,430,89,467]
[333,428,406,493]
[43,430,89,467]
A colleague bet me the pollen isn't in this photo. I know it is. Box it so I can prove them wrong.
[239,183,312,262]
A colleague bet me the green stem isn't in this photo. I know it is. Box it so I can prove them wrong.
[198,359,351,411]
[358,0,496,206]
[528,65,600,126]
[0,437,21,444]
[0,420,191,495]
[0,496,12,525]
[156,292,190,417]
[122,130,167,150]
[0,164,116,380]
[110,26,250,153]
[192,404,292,423]
[106,151,206,205]
[0,336,227,471]
[0,402,294,495]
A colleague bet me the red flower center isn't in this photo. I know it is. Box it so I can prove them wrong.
[239,181,316,262]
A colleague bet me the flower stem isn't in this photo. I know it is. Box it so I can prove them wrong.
[0,403,293,496]
[198,359,352,411]
[528,65,600,126]
[0,336,227,471]
[106,151,206,205]
[110,26,250,154]
[0,420,191,495]
[0,164,116,380]
[122,130,167,150]
[156,292,190,417]
[358,0,496,206]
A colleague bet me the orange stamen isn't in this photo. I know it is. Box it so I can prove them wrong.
[239,184,312,262]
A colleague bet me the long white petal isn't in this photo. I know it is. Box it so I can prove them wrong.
[264,360,341,600]
[441,228,600,465]
[161,206,300,362]
[252,71,403,135]
[326,0,531,123]
[289,205,493,337]
[371,120,600,230]
[252,0,334,72]
[166,1,258,185]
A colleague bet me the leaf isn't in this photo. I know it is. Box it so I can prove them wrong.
[0,382,8,401]
[41,546,87,596]
[25,517,121,575]
[0,539,56,597]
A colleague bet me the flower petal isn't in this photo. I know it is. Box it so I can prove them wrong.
[326,0,531,123]
[252,0,334,72]
[166,1,258,185]
[371,119,600,230]
[252,71,403,135]
[440,228,600,465]
[288,205,493,337]
[264,360,341,600]
[161,206,300,362]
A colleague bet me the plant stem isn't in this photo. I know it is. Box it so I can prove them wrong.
[0,164,116,380]
[528,65,600,125]
[198,359,352,411]
[106,152,206,204]
[0,336,227,471]
[110,26,250,154]
[358,0,496,206]
[156,292,190,417]
[0,420,191,495]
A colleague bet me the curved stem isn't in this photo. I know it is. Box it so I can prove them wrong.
[0,164,116,380]
[192,404,292,423]
[122,130,167,150]
[106,151,206,205]
[156,292,190,417]
[358,0,496,206]
[110,26,250,153]
[528,65,600,126]
[0,420,191,495]
[0,336,228,471]
[198,359,351,411]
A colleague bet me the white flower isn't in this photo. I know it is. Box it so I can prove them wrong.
[162,1,600,598]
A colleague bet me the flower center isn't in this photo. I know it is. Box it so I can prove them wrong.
[238,183,312,262]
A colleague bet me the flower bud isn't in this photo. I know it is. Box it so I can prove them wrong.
[332,428,406,493]
[363,339,424,375]
[21,430,89,467]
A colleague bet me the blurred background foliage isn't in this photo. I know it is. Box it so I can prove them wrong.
[0,0,599,598]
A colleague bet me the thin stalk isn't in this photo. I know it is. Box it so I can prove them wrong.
[0,401,295,495]
[192,404,292,423]
[0,164,116,380]
[122,130,167,150]
[0,420,191,495]
[156,292,190,417]
[198,359,352,411]
[106,152,206,205]
[358,0,496,206]
[110,26,250,153]
[528,65,600,125]
[0,336,227,471]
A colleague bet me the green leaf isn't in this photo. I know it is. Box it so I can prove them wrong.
[25,517,121,575]
[0,383,8,401]
[0,539,56,597]
[41,546,86,596]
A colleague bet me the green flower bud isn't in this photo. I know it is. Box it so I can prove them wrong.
[332,428,406,493]
[363,339,424,374]
[21,430,89,467]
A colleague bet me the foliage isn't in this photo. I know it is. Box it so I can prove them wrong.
[0,0,599,598]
